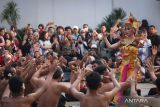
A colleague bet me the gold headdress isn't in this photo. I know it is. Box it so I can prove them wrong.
[121,13,144,46]
[125,13,141,31]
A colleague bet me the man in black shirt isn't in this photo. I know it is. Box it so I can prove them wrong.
[148,25,160,47]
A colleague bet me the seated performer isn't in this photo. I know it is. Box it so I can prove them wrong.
[1,76,47,107]
[70,68,121,107]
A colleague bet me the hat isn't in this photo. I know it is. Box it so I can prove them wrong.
[91,44,97,49]
[73,26,79,30]
[89,56,95,62]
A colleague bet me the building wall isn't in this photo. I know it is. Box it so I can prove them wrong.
[0,0,159,31]
[52,0,112,29]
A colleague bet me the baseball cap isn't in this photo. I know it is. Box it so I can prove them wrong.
[73,26,79,30]
[91,44,97,49]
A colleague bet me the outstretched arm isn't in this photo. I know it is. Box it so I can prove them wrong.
[146,59,157,81]
[103,35,121,49]
[20,60,35,80]
[70,68,85,101]
[104,70,121,101]
[99,81,129,93]
[25,83,46,104]
[31,60,58,88]
[30,64,49,88]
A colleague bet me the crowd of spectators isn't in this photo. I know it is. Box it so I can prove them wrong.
[0,19,160,107]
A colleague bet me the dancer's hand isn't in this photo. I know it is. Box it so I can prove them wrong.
[49,59,59,72]
[77,67,86,80]
[108,70,116,79]
[146,59,155,73]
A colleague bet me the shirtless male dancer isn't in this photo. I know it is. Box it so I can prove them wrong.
[70,68,121,107]
[1,76,46,107]
[31,64,70,107]
[94,65,130,93]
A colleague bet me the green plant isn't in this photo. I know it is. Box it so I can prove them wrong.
[17,28,25,41]
[96,8,126,33]
[88,28,93,33]
[1,1,20,28]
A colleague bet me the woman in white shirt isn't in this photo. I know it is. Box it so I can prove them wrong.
[39,31,52,55]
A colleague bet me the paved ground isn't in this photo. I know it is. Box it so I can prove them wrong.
[137,83,156,96]
[63,83,156,107]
